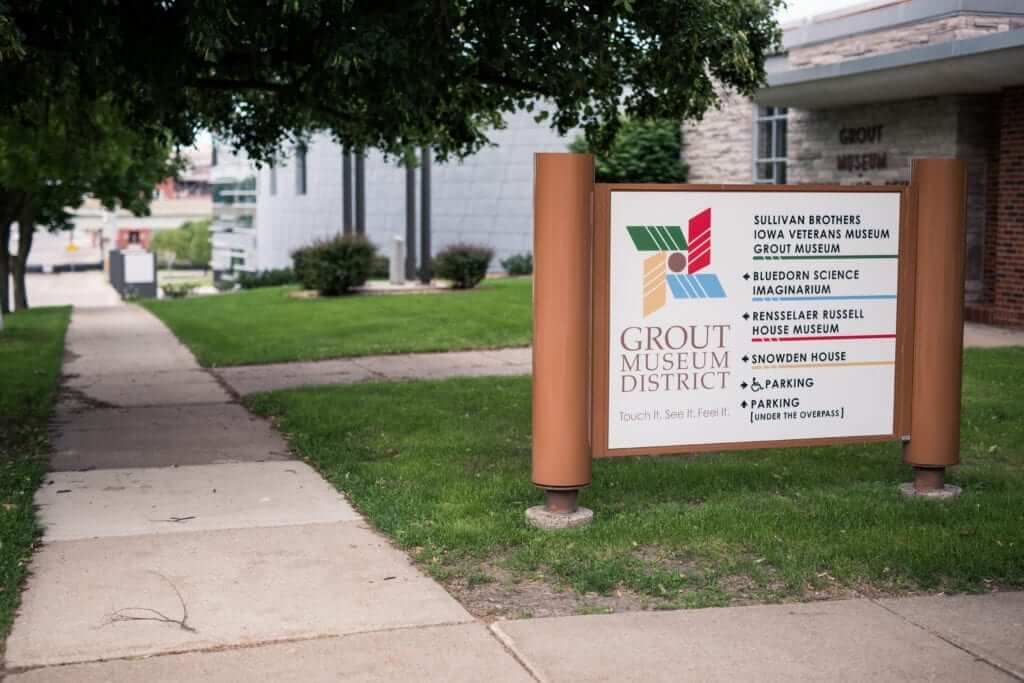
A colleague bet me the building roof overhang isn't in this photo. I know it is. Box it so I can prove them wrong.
[757,30,1024,108]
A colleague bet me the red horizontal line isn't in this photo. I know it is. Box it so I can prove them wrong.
[752,334,897,342]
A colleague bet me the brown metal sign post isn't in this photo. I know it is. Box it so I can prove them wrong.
[901,158,967,498]
[528,154,967,528]
[527,153,596,529]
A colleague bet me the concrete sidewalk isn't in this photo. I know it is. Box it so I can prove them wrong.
[493,593,1023,682]
[24,271,121,309]
[11,590,1024,681]
[5,305,525,680]
[215,346,531,395]
[965,322,1024,348]
[214,322,1020,397]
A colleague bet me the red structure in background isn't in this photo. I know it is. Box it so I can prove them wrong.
[115,228,152,250]
[154,172,211,200]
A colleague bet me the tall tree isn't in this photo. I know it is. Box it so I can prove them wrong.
[0,1,782,162]
[0,98,179,312]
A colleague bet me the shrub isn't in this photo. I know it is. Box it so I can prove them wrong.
[432,243,493,289]
[290,235,376,295]
[161,282,196,299]
[569,118,688,183]
[237,268,296,289]
[291,245,316,289]
[369,255,390,279]
[500,252,533,276]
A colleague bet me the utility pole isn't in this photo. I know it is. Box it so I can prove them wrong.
[419,146,431,284]
[405,152,417,280]
[355,151,366,236]
[342,148,353,235]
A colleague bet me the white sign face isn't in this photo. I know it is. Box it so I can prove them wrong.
[124,251,155,284]
[607,191,902,450]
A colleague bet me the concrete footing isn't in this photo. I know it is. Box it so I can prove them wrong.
[525,505,594,529]
[898,482,963,499]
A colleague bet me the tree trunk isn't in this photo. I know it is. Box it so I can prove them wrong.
[13,203,35,311]
[0,218,11,316]
[0,190,25,315]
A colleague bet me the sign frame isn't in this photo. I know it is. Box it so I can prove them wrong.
[590,182,918,458]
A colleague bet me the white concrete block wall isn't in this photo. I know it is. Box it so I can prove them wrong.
[255,110,573,272]
[681,89,754,184]
[786,95,960,185]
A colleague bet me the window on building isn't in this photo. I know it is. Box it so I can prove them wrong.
[211,144,218,167]
[295,144,307,195]
[754,106,787,184]
[269,164,277,196]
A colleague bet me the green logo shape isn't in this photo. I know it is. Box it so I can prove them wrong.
[627,225,687,252]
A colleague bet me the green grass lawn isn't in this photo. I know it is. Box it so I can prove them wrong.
[0,307,70,638]
[141,278,532,367]
[249,347,1024,617]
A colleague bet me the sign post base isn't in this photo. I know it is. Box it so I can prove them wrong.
[526,494,594,530]
[899,466,962,499]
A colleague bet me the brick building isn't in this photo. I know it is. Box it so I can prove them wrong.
[683,0,1024,326]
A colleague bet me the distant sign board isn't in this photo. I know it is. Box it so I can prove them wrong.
[124,250,156,284]
[592,186,911,456]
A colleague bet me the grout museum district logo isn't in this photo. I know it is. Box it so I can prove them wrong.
[628,208,726,316]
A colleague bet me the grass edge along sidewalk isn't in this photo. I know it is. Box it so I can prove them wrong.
[248,347,1024,619]
[142,278,532,367]
[0,307,70,641]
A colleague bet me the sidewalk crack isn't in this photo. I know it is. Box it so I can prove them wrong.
[487,622,548,683]
[867,598,1023,681]
[349,359,389,380]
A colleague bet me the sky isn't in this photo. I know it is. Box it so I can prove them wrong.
[777,0,876,24]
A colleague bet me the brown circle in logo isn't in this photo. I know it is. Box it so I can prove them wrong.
[668,252,687,273]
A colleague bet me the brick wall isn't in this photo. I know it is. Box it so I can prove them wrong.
[681,90,753,184]
[975,86,1024,326]
[982,97,1002,305]
[956,95,1001,302]
[788,14,1024,68]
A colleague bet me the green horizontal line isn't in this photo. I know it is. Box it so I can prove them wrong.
[752,255,898,260]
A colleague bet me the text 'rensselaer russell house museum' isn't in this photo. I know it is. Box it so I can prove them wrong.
[684,0,1024,326]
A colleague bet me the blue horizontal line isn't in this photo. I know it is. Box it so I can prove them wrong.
[751,295,897,301]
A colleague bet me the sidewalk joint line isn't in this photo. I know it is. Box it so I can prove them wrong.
[2,620,477,676]
[348,358,391,380]
[866,597,1024,681]
[487,622,548,683]
[56,400,240,414]
[206,368,244,404]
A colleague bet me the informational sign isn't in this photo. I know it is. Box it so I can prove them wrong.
[597,188,906,453]
[124,250,156,285]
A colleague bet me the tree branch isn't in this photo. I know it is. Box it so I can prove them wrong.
[104,571,196,633]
